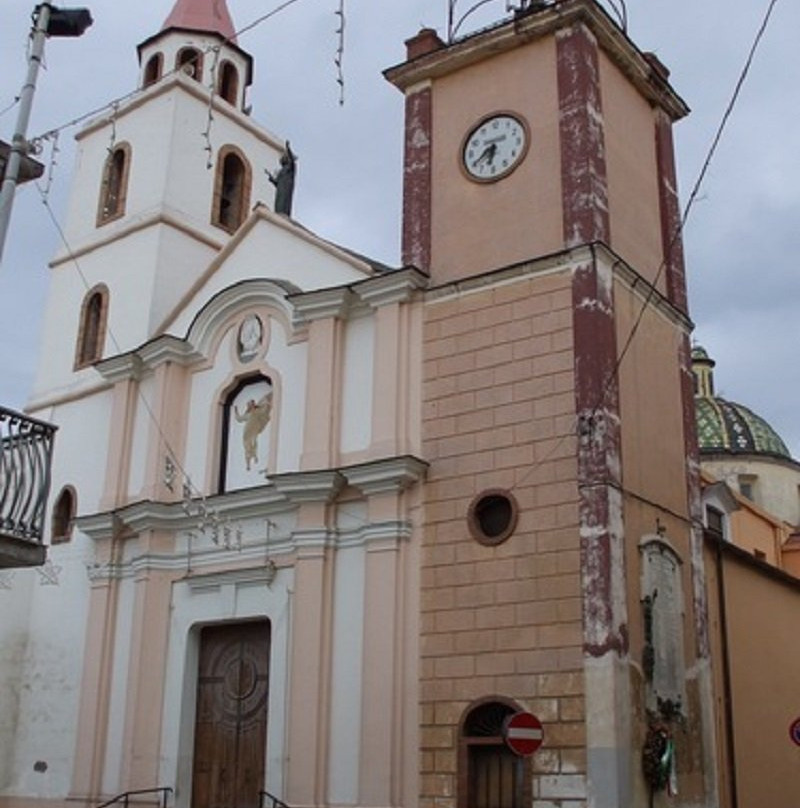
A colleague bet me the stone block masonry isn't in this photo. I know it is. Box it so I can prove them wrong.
[420,268,586,805]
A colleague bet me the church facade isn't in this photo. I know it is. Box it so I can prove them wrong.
[1,1,725,807]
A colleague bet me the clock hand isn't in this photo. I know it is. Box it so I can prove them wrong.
[472,142,498,168]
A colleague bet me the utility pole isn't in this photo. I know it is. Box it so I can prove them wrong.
[0,3,93,267]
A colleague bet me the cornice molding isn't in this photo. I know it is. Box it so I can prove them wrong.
[49,207,223,269]
[76,74,277,149]
[385,0,688,121]
[424,242,692,333]
[353,266,429,308]
[76,455,427,540]
[289,287,356,323]
[270,469,346,504]
[342,455,429,495]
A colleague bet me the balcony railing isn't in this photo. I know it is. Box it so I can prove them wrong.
[0,405,57,567]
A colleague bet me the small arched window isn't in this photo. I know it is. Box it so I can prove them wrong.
[176,47,202,81]
[98,143,131,225]
[143,53,163,88]
[51,486,77,544]
[458,699,532,808]
[212,147,251,233]
[220,374,274,493]
[75,284,109,369]
[218,61,239,105]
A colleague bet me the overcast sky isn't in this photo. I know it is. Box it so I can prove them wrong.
[1,0,798,458]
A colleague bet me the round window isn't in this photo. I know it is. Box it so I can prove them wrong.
[467,489,519,545]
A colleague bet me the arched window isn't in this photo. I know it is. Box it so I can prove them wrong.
[51,486,76,544]
[218,61,239,105]
[75,284,109,369]
[176,47,203,80]
[97,143,131,224]
[219,374,274,493]
[458,700,532,808]
[212,147,251,233]
[143,53,163,87]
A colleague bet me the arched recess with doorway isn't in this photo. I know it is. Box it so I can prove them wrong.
[191,620,271,808]
[458,697,533,808]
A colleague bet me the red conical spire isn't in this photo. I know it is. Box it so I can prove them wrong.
[162,0,237,42]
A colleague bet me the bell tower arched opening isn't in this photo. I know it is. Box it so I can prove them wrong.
[143,52,163,87]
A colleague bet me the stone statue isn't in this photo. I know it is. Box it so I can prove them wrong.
[267,141,297,216]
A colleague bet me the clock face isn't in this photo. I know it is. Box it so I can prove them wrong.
[462,113,529,182]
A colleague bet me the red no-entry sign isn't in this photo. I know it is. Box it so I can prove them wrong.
[504,711,544,756]
[789,717,800,746]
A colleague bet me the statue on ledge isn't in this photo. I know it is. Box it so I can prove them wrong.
[267,141,297,217]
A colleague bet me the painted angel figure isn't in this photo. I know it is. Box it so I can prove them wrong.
[234,391,272,471]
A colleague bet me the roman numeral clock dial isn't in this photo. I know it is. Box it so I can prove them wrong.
[462,113,529,182]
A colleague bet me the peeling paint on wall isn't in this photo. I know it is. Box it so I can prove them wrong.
[557,22,610,247]
[402,89,433,271]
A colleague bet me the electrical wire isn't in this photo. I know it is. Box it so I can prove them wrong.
[0,96,21,119]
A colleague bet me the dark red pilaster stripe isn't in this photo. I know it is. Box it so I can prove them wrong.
[557,23,610,246]
[572,253,626,657]
[401,88,432,271]
[655,110,688,314]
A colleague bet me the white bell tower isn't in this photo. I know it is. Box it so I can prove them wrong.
[32,0,285,403]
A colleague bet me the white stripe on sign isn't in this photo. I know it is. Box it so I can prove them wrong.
[507,728,543,740]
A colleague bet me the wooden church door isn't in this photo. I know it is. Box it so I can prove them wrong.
[192,621,271,808]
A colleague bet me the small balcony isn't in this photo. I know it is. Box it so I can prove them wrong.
[0,405,57,568]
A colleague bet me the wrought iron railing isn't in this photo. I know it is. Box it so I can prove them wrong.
[96,787,172,808]
[259,790,291,808]
[0,405,57,549]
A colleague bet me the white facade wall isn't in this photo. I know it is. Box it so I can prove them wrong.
[340,314,374,456]
[5,546,91,798]
[327,544,366,804]
[2,392,113,798]
[33,229,170,398]
[705,456,800,527]
[0,573,36,790]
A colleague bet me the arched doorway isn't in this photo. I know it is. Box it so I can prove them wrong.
[458,699,532,808]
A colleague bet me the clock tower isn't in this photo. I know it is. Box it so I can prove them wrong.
[387,2,715,806]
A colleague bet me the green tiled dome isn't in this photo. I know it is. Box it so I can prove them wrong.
[693,346,791,459]
[695,396,791,458]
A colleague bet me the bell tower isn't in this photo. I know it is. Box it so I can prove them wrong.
[387,1,716,806]
[32,0,284,404]
[387,0,688,307]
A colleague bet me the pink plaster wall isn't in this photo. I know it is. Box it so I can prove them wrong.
[429,39,563,282]
[599,53,664,288]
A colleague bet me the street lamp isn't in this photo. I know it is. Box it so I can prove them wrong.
[0,3,93,266]
[45,6,93,37]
